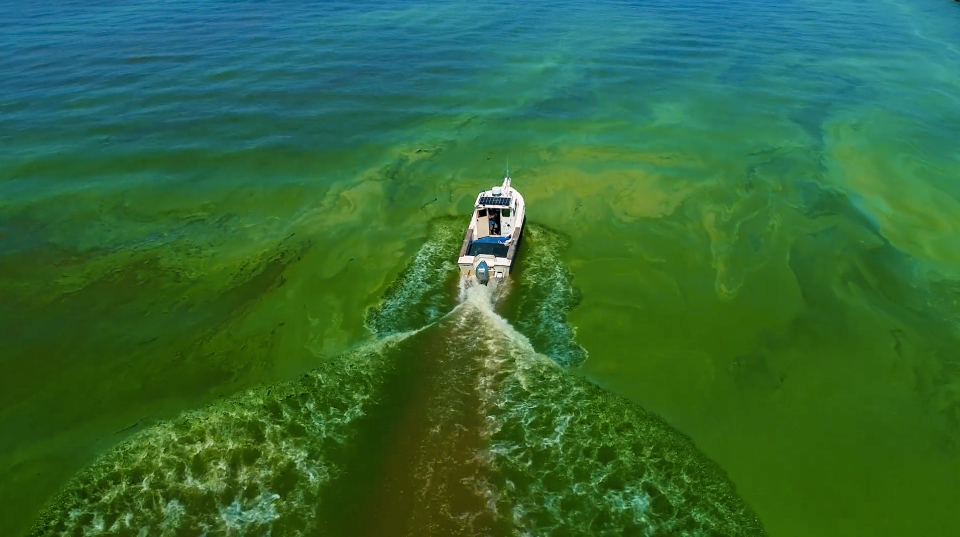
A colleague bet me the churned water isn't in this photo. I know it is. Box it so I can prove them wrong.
[2,0,960,535]
[29,228,763,536]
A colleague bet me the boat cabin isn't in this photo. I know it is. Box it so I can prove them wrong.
[458,176,526,281]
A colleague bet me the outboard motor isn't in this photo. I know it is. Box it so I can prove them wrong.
[475,260,490,285]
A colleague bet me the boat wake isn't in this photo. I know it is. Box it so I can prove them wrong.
[360,283,765,536]
[29,334,407,537]
[501,224,588,366]
[365,217,464,337]
[30,219,764,537]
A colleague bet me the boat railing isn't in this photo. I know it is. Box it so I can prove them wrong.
[459,226,473,257]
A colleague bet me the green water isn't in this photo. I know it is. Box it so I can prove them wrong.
[3,0,960,535]
[26,226,764,536]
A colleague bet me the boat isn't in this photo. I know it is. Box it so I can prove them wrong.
[458,172,526,285]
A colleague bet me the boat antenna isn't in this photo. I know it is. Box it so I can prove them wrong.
[503,160,511,190]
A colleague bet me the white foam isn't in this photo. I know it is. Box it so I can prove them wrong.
[160,499,185,531]
[219,492,281,530]
[365,220,461,336]
[431,285,765,536]
[85,513,104,536]
[34,223,762,537]
[30,333,415,537]
[459,284,540,355]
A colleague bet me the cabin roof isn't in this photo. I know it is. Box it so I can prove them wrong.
[477,196,511,206]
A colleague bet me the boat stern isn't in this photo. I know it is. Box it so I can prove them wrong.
[459,254,510,282]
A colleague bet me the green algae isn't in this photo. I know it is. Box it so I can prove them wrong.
[3,0,960,535]
[26,235,765,536]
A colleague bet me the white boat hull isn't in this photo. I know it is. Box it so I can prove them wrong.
[458,175,525,284]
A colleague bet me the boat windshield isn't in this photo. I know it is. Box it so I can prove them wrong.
[468,242,508,257]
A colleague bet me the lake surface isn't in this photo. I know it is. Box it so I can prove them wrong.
[2,0,960,535]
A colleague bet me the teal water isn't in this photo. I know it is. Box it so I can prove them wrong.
[2,0,960,535]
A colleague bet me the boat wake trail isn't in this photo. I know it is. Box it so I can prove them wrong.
[502,224,588,366]
[29,335,409,537]
[365,217,464,337]
[423,286,763,536]
[30,219,764,537]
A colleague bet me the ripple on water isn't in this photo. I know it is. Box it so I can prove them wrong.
[459,287,765,536]
[30,223,764,537]
[28,339,402,537]
[507,224,588,367]
[365,217,465,337]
